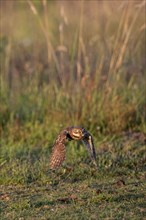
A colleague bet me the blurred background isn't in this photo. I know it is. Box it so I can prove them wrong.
[0,0,146,146]
[0,2,146,215]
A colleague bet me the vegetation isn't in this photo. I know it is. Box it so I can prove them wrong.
[0,1,146,219]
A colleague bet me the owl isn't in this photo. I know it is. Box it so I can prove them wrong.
[50,126,97,170]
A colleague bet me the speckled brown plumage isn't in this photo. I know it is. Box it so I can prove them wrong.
[50,126,97,170]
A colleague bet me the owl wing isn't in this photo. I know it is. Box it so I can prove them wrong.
[82,134,97,167]
[50,142,66,170]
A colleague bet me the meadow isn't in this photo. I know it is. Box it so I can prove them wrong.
[0,1,146,219]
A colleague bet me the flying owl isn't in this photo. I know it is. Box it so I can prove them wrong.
[50,126,97,170]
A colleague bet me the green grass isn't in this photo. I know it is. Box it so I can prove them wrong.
[0,1,146,219]
[0,134,146,219]
[1,177,145,219]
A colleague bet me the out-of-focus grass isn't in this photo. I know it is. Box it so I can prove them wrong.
[0,0,145,135]
[0,1,146,219]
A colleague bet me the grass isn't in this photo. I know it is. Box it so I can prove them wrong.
[0,133,146,219]
[0,0,146,219]
[1,178,145,219]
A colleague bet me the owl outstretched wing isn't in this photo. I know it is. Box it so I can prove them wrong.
[82,134,97,167]
[50,142,66,170]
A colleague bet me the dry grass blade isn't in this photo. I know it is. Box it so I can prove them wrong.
[27,0,60,81]
[27,0,38,15]
[115,5,141,72]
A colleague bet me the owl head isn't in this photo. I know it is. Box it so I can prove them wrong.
[66,126,87,140]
